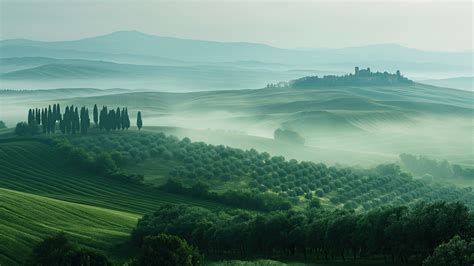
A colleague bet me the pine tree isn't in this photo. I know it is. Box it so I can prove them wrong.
[93,104,98,127]
[137,111,143,131]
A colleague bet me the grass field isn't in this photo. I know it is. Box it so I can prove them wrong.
[0,140,224,214]
[0,139,227,265]
[0,188,138,265]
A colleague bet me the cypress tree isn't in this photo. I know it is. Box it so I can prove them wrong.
[85,108,90,132]
[137,111,143,131]
[116,107,121,130]
[42,108,47,133]
[71,106,76,134]
[108,109,116,131]
[52,104,56,120]
[73,107,79,134]
[35,108,40,125]
[125,108,130,130]
[93,104,98,127]
[59,115,65,134]
[64,106,71,134]
[47,105,52,134]
[56,103,61,121]
[99,106,107,130]
[80,107,85,134]
[121,108,126,130]
[28,109,33,125]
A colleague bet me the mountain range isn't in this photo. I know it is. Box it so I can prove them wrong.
[1,31,472,81]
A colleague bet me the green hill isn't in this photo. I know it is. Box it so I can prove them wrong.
[0,188,138,265]
[0,138,230,264]
[54,83,472,166]
[0,140,223,214]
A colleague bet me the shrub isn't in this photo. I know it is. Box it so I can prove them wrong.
[134,234,202,266]
[15,121,39,136]
[25,233,111,266]
[273,128,305,145]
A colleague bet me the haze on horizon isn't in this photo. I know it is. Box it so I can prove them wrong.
[0,0,472,52]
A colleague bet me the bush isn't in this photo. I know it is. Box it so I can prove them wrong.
[0,120,6,129]
[25,233,111,266]
[273,128,305,145]
[15,121,39,136]
[134,234,203,266]
[423,236,473,266]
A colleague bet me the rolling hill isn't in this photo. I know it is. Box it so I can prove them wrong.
[0,57,313,91]
[2,80,472,166]
[420,76,473,91]
[0,138,230,264]
[0,188,138,265]
[1,31,472,78]
[0,125,472,264]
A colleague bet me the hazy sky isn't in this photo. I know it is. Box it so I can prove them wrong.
[0,0,472,51]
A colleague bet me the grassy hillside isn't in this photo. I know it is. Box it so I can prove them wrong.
[0,140,223,214]
[0,138,231,265]
[0,188,138,265]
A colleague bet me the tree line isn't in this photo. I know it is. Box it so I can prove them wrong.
[400,153,474,181]
[160,179,292,212]
[26,232,202,266]
[16,104,143,136]
[131,201,474,265]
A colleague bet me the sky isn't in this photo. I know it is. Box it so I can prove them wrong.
[0,0,472,52]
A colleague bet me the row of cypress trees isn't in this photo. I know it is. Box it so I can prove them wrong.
[27,103,142,135]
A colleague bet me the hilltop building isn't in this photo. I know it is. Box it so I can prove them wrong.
[289,67,412,88]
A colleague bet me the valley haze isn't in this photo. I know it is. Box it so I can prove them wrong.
[0,2,473,264]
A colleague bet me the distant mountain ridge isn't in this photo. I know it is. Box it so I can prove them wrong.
[1,31,472,72]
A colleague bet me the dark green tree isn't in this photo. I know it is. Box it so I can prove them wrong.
[116,107,121,130]
[99,106,107,130]
[125,108,130,130]
[423,236,473,266]
[135,234,202,266]
[137,111,143,131]
[25,233,111,266]
[15,122,30,136]
[47,105,52,134]
[93,104,98,126]
[35,108,40,125]
[41,108,47,133]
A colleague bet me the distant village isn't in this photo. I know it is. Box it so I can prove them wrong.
[267,67,413,88]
